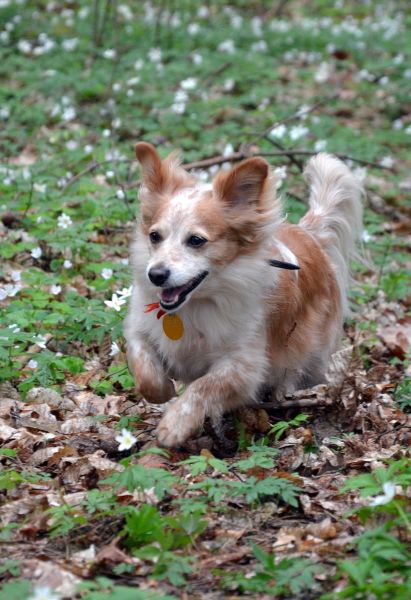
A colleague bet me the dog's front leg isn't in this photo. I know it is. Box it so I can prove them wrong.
[127,338,175,404]
[156,356,264,447]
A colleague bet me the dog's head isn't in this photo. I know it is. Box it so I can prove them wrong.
[134,142,281,311]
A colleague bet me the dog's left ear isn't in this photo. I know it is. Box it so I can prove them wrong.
[213,157,269,208]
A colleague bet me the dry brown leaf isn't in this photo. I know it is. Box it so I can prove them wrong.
[378,317,411,359]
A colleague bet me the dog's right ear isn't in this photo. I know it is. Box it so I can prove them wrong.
[135,142,164,194]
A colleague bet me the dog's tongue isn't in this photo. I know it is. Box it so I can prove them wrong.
[161,285,185,304]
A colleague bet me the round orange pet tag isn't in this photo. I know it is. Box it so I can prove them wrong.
[162,314,184,341]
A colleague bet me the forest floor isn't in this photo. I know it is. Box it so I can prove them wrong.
[0,1,410,599]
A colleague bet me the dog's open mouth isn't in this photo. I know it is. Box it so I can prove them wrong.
[159,271,208,311]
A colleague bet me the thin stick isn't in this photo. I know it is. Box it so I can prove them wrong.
[183,151,393,172]
[258,397,333,409]
[264,135,304,172]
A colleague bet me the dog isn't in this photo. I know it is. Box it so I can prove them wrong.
[124,142,362,448]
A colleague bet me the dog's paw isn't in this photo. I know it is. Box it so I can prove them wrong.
[156,397,204,448]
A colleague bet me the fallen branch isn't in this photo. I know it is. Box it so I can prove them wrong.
[259,397,333,409]
[183,150,392,172]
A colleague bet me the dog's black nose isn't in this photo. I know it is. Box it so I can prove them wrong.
[148,266,170,286]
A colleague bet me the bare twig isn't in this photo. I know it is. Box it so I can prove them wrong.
[63,158,130,190]
[183,150,392,172]
[264,135,304,172]
[258,396,333,409]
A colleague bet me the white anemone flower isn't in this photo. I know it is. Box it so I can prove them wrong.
[31,247,42,259]
[269,124,286,139]
[110,342,120,356]
[28,586,60,600]
[57,213,73,229]
[115,428,137,451]
[101,268,113,280]
[117,286,132,300]
[104,293,126,311]
[369,482,396,507]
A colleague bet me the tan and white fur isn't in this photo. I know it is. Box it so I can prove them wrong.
[124,142,363,447]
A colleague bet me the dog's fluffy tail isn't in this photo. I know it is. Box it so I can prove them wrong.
[300,153,363,316]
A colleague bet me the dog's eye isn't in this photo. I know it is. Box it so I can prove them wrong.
[187,235,207,248]
[149,231,162,244]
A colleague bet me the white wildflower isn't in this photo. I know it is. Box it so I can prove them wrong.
[17,39,32,54]
[102,128,111,138]
[50,284,61,295]
[62,38,78,51]
[117,4,133,21]
[103,48,116,59]
[314,62,332,83]
[251,40,267,53]
[120,258,129,265]
[66,140,78,151]
[84,144,93,154]
[9,323,20,332]
[5,283,22,297]
[33,182,47,193]
[63,260,72,269]
[115,428,137,451]
[273,166,287,190]
[218,39,235,54]
[197,6,209,18]
[379,156,394,168]
[0,107,10,120]
[405,124,411,135]
[117,286,132,300]
[134,58,144,70]
[223,143,234,157]
[369,482,396,507]
[31,247,42,259]
[180,77,197,90]
[109,341,120,357]
[62,106,76,122]
[127,76,140,86]
[353,167,367,183]
[191,52,202,65]
[296,104,311,119]
[171,102,186,115]
[361,230,373,243]
[105,170,114,179]
[101,268,113,280]
[27,360,38,370]
[314,140,327,152]
[27,586,60,600]
[112,117,122,129]
[116,189,125,200]
[11,271,21,282]
[230,14,243,29]
[269,124,286,139]
[223,78,235,92]
[289,125,309,141]
[104,293,126,311]
[148,47,162,63]
[0,288,8,301]
[187,23,200,35]
[57,213,73,229]
[34,335,47,349]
